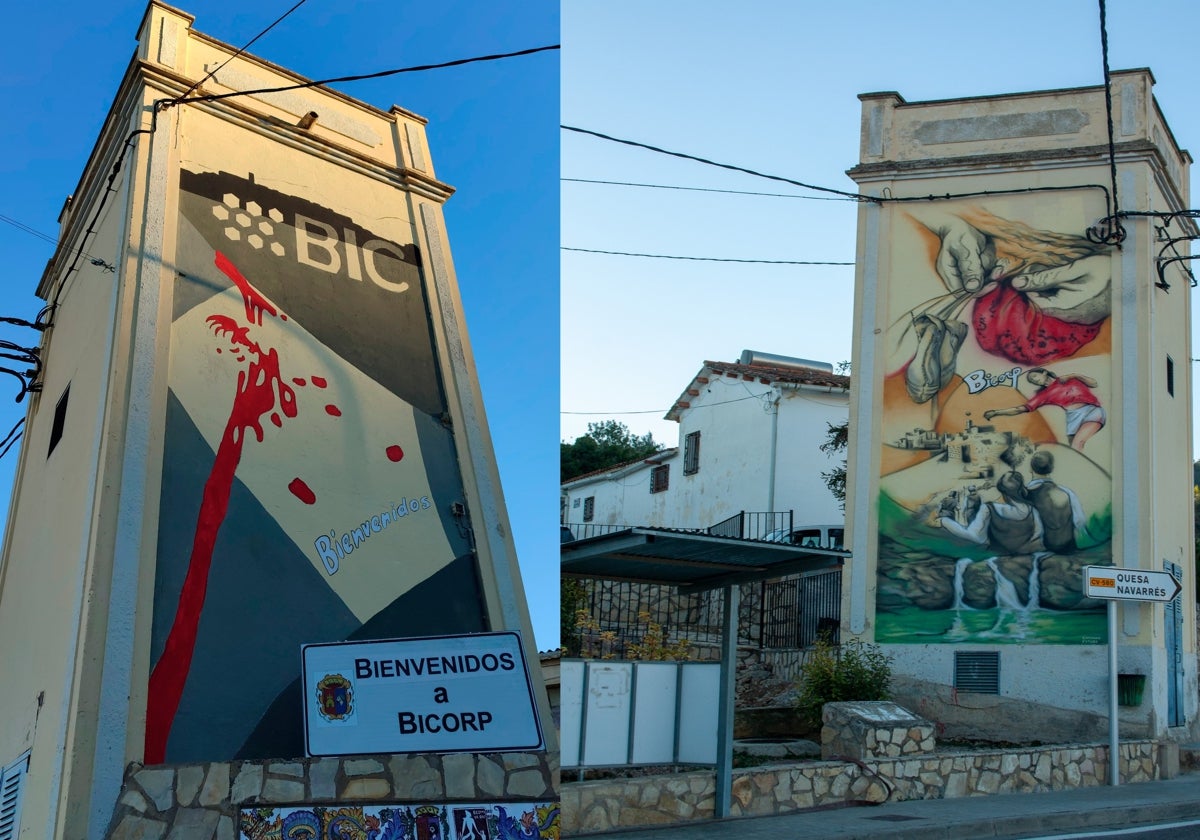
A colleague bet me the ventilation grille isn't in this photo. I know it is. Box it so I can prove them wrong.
[954,651,1000,694]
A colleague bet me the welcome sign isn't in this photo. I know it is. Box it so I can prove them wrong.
[302,632,543,756]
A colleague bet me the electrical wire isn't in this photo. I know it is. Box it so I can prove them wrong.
[0,213,116,275]
[562,177,858,202]
[562,125,1115,209]
[177,0,310,101]
[0,418,23,451]
[562,247,853,265]
[0,214,59,247]
[563,125,868,201]
[32,39,557,396]
[163,45,560,109]
[0,426,22,461]
[562,393,771,416]
[1095,0,1126,245]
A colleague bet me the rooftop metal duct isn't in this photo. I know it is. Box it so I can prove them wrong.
[739,350,834,374]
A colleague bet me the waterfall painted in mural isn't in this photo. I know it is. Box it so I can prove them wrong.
[876,199,1111,644]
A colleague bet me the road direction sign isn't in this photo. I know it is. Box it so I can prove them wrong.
[1083,566,1181,603]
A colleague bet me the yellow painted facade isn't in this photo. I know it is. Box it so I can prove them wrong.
[845,70,1195,740]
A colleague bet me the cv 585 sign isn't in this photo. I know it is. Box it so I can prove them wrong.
[1083,566,1181,603]
[302,632,543,757]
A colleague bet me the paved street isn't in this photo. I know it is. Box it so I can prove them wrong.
[578,773,1200,839]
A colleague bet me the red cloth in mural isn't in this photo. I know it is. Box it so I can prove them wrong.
[1024,377,1101,412]
[972,282,1102,365]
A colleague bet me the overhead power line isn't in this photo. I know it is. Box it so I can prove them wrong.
[562,177,857,202]
[563,247,853,266]
[178,0,311,101]
[562,393,768,417]
[165,45,561,108]
[563,125,1115,209]
[562,125,868,201]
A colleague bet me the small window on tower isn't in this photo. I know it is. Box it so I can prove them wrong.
[1167,355,1175,397]
[48,384,70,458]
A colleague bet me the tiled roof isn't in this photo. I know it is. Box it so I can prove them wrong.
[667,360,849,420]
[561,447,679,485]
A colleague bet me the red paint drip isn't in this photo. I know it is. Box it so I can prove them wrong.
[292,377,307,386]
[271,413,283,427]
[146,251,298,764]
[311,376,327,388]
[288,477,316,505]
[386,445,404,462]
[325,404,342,417]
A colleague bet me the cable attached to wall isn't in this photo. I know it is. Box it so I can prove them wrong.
[1091,0,1127,247]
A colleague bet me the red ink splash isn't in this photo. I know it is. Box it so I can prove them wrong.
[325,404,342,417]
[271,413,282,427]
[311,376,327,388]
[292,377,307,386]
[145,251,298,764]
[386,445,404,462]
[288,477,316,505]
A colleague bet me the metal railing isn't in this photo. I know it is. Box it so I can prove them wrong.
[706,510,793,542]
[562,510,843,654]
[564,569,842,656]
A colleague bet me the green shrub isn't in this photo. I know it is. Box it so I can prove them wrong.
[796,639,893,728]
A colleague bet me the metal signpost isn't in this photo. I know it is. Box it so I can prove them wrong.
[302,631,544,757]
[1082,566,1182,786]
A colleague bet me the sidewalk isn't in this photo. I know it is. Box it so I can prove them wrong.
[580,773,1200,839]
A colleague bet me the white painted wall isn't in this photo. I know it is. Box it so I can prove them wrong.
[563,370,849,534]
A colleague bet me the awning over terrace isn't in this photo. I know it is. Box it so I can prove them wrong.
[560,526,848,591]
[560,526,851,818]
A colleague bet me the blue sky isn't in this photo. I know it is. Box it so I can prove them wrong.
[562,1,1200,466]
[0,2,558,646]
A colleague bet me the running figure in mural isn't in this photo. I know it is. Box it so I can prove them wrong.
[937,471,1045,556]
[1024,449,1090,553]
[896,209,1111,404]
[983,369,1105,451]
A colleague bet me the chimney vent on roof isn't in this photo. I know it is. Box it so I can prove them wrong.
[739,350,834,374]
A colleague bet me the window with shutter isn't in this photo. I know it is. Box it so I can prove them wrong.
[0,752,30,840]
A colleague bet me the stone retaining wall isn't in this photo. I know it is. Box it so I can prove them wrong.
[821,701,935,761]
[104,752,558,839]
[562,740,1163,834]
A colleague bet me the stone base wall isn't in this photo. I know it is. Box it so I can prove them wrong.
[104,752,558,840]
[821,701,935,761]
[562,740,1163,834]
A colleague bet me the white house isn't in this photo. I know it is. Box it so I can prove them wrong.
[562,350,850,538]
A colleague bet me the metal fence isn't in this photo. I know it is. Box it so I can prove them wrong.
[564,569,842,656]
[707,510,793,541]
